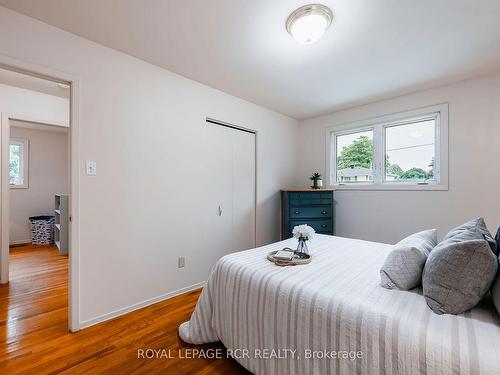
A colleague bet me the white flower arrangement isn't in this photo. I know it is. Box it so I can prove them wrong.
[292,224,315,241]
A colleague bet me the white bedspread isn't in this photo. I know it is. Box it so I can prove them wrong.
[179,234,500,375]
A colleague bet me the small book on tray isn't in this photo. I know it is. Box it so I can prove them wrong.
[274,249,295,260]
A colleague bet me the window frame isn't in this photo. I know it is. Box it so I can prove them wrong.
[326,104,448,191]
[9,137,29,189]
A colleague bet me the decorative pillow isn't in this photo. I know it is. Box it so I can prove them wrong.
[423,229,498,315]
[492,227,500,315]
[380,229,437,290]
[493,262,500,315]
[443,217,497,254]
[496,227,500,254]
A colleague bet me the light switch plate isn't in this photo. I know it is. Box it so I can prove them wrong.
[86,160,97,176]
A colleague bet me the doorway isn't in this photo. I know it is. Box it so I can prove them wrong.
[0,61,79,332]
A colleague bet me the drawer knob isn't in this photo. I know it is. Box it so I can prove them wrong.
[321,210,327,215]
[321,224,327,228]
[294,210,300,214]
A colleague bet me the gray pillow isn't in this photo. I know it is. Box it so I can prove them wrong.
[380,229,437,290]
[491,259,500,314]
[495,227,500,251]
[443,217,497,254]
[423,229,498,315]
[492,263,500,315]
[491,227,500,315]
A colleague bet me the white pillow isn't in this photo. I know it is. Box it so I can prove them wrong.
[380,229,437,290]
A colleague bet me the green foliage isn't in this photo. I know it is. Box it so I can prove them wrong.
[310,172,322,181]
[386,163,403,176]
[338,136,403,176]
[337,136,373,169]
[9,144,21,185]
[399,167,427,180]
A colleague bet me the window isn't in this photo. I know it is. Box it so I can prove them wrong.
[385,119,435,182]
[10,138,29,189]
[327,104,448,190]
[335,129,373,184]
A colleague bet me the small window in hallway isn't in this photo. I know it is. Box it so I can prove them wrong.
[9,138,29,188]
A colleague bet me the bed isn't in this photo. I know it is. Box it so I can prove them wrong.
[179,234,500,375]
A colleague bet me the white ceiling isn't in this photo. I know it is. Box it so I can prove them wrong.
[2,0,500,119]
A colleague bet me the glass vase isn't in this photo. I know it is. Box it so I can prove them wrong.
[296,238,309,255]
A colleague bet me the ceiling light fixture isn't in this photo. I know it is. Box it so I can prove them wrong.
[286,4,333,44]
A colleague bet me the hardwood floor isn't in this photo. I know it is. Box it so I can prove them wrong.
[0,244,249,374]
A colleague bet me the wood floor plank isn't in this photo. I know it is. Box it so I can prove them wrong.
[0,245,250,374]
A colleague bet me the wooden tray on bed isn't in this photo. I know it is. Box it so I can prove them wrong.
[267,249,311,266]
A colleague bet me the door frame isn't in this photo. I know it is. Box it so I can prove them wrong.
[0,54,81,332]
[0,113,8,282]
[206,117,258,247]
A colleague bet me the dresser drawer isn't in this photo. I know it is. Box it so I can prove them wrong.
[289,192,333,206]
[290,206,332,219]
[289,219,333,235]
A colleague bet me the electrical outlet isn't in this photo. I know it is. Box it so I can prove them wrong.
[178,256,185,268]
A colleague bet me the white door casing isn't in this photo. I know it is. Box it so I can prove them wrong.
[0,56,80,332]
[0,112,9,284]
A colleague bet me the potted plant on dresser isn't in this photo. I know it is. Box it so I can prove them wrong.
[310,172,323,189]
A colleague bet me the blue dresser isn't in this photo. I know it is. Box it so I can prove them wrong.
[281,190,334,239]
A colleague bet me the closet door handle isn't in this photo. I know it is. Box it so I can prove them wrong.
[294,210,300,215]
[321,224,327,228]
[321,210,327,215]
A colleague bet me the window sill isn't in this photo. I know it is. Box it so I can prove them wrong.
[10,185,28,189]
[331,183,448,191]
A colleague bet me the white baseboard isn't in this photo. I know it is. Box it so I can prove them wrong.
[79,281,206,329]
[9,239,31,245]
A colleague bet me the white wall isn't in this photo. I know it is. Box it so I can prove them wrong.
[9,123,69,244]
[0,7,298,325]
[297,73,500,244]
[0,83,69,126]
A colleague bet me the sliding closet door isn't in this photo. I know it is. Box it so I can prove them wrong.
[205,124,234,259]
[205,121,256,259]
[232,130,255,251]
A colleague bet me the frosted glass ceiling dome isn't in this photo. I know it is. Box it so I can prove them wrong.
[286,4,333,44]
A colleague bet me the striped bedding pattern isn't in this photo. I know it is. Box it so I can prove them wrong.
[179,234,500,374]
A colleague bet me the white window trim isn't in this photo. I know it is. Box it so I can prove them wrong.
[325,103,449,191]
[9,137,29,189]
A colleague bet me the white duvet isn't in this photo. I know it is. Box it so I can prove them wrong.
[179,234,500,374]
